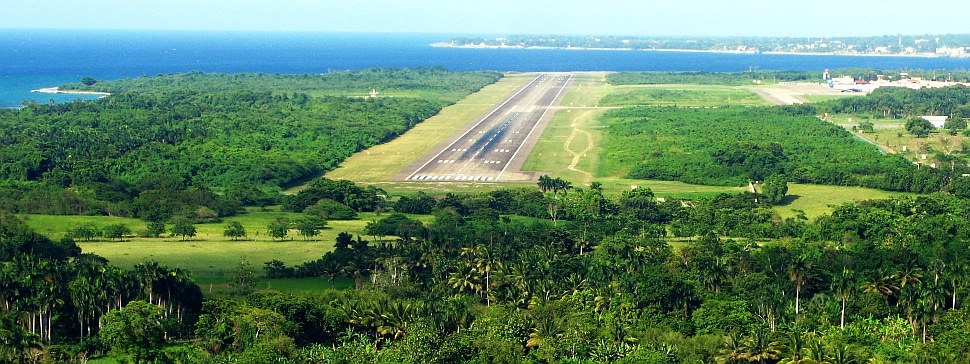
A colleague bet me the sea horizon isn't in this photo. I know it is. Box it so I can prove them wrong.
[4,29,970,108]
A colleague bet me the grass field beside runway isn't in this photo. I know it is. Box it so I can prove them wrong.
[323,73,538,184]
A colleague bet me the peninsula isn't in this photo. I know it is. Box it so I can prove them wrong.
[438,33,970,58]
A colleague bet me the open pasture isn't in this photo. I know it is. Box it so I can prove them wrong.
[22,211,428,280]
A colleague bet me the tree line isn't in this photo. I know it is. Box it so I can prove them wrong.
[3,175,970,362]
[602,105,961,194]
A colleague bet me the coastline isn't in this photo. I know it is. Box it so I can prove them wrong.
[30,87,110,97]
[430,43,959,59]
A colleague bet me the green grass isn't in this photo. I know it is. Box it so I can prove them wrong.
[322,73,539,185]
[22,210,428,280]
[828,114,970,164]
[520,74,746,197]
[522,73,610,186]
[560,72,615,107]
[601,84,769,107]
[801,94,858,103]
[772,183,905,220]
[195,277,355,296]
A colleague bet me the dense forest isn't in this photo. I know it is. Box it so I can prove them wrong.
[2,178,970,363]
[822,85,970,119]
[600,105,959,193]
[61,68,499,102]
[0,69,501,221]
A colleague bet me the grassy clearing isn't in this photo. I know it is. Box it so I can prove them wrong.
[560,72,615,107]
[594,177,744,199]
[520,72,746,198]
[522,73,611,185]
[827,114,970,164]
[521,108,606,184]
[772,183,905,220]
[323,73,538,184]
[601,84,769,107]
[23,211,428,280]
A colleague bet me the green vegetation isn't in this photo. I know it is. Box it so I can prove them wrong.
[325,73,535,183]
[6,68,970,363]
[4,177,970,363]
[607,71,820,86]
[0,69,500,223]
[601,105,957,193]
[63,67,499,102]
[822,84,970,119]
[600,85,768,106]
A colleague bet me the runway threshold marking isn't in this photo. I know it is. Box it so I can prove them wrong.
[495,73,573,182]
[404,74,545,181]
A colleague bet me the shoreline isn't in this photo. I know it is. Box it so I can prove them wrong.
[430,43,962,59]
[30,87,111,97]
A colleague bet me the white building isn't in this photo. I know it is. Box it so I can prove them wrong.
[922,116,949,128]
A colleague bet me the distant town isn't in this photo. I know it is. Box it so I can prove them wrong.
[438,34,970,57]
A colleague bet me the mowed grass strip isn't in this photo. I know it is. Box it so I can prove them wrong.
[324,73,539,183]
[22,211,427,279]
[522,72,611,185]
[522,73,745,197]
[600,84,770,107]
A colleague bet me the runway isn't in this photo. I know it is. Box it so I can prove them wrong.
[403,73,572,182]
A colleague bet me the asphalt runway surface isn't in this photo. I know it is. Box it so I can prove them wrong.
[403,73,572,182]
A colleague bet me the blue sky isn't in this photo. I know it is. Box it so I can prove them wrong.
[2,0,967,37]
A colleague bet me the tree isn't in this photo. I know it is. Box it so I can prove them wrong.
[230,257,257,295]
[267,218,290,241]
[67,223,99,242]
[224,221,247,241]
[80,76,97,86]
[170,218,196,241]
[944,117,967,134]
[832,268,856,329]
[761,174,789,205]
[788,255,815,317]
[103,223,131,242]
[905,117,934,138]
[296,217,326,241]
[303,198,357,220]
[99,300,165,363]
[145,221,166,238]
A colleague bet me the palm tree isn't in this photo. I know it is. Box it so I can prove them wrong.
[717,331,745,364]
[68,275,98,340]
[132,261,165,304]
[894,259,924,290]
[778,327,811,364]
[804,336,828,364]
[787,255,814,316]
[917,279,948,342]
[943,260,966,310]
[826,344,857,364]
[537,175,554,196]
[861,268,898,299]
[739,328,782,364]
[831,268,856,329]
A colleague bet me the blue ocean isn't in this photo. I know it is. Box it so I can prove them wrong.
[3,29,970,108]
